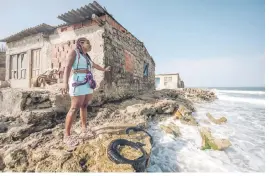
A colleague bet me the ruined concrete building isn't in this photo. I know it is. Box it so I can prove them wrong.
[155,73,184,90]
[0,1,155,101]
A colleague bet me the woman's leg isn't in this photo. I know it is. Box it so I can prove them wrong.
[65,95,86,136]
[80,94,93,132]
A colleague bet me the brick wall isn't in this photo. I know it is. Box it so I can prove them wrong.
[51,40,77,71]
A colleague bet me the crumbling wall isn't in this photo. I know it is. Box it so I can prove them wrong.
[102,18,155,101]
[0,52,5,81]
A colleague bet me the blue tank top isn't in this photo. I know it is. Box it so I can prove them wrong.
[72,49,92,71]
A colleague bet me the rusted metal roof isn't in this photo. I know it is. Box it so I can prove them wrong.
[0,23,55,42]
[57,1,107,24]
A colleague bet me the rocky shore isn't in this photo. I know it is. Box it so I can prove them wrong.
[0,87,228,172]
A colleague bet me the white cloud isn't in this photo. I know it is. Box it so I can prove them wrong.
[155,57,264,87]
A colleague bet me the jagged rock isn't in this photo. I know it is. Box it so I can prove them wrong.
[206,113,227,124]
[35,158,62,172]
[30,148,49,163]
[177,88,217,103]
[49,149,72,161]
[135,94,156,102]
[140,104,156,116]
[95,108,112,119]
[7,122,55,142]
[212,139,232,150]
[0,87,218,172]
[0,133,11,148]
[174,106,198,126]
[199,127,231,150]
[0,155,5,170]
[0,89,70,119]
[160,122,181,138]
[36,101,52,109]
[61,158,83,172]
[120,99,179,123]
[20,109,57,124]
[126,104,142,114]
[34,126,152,172]
[180,115,198,126]
[0,115,9,122]
[23,92,51,110]
[3,148,28,171]
[154,100,178,114]
[174,105,192,118]
[7,124,34,141]
[0,123,8,133]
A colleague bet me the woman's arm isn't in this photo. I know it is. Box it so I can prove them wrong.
[92,62,110,72]
[63,50,76,84]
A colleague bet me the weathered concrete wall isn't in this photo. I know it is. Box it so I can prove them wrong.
[0,52,5,81]
[101,17,155,100]
[49,22,105,89]
[5,33,50,88]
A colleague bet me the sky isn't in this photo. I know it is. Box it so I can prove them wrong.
[0,0,265,87]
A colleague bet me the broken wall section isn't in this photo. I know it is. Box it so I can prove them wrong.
[102,17,155,101]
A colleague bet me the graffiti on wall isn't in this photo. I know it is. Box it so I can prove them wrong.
[124,50,134,73]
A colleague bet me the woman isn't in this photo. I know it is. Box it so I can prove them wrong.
[61,37,110,148]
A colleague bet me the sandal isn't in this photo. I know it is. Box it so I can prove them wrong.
[63,135,80,150]
[79,129,96,140]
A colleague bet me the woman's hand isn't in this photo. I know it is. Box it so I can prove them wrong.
[105,66,111,72]
[92,63,111,72]
[60,83,69,95]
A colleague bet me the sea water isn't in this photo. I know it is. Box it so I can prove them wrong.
[147,87,265,172]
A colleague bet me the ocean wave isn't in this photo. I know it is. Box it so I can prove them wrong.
[217,95,265,105]
[216,90,265,95]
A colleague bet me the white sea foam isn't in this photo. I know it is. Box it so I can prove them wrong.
[217,95,265,105]
[217,90,265,95]
[147,88,265,172]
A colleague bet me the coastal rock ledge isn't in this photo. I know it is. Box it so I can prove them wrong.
[0,87,217,172]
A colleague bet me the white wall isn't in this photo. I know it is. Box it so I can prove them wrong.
[155,74,179,89]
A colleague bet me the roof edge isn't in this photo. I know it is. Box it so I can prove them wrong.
[0,23,55,43]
